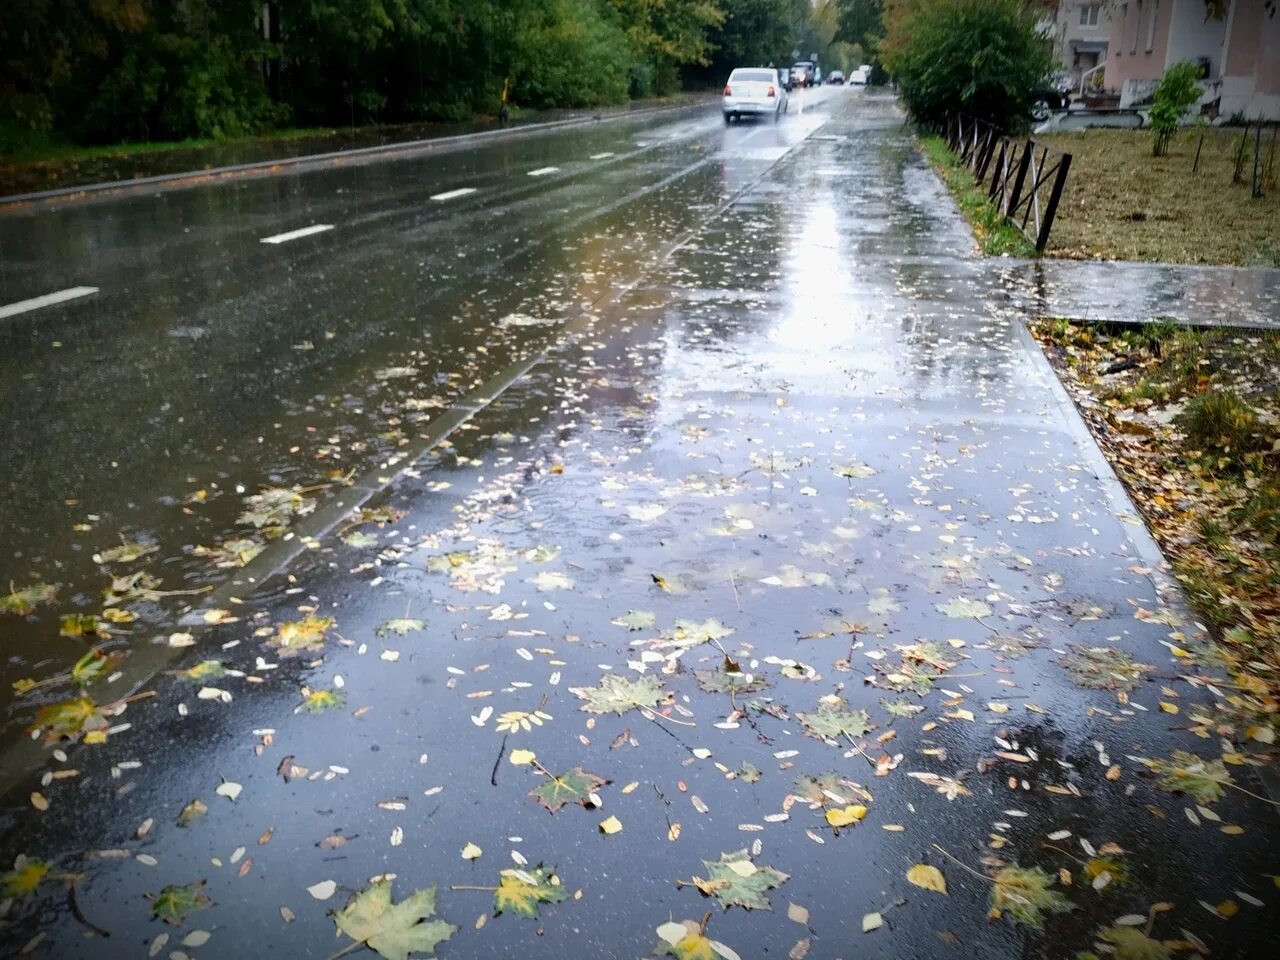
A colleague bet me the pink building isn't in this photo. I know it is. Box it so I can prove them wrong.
[1103,0,1279,118]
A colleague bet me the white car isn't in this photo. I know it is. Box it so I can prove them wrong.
[722,67,785,124]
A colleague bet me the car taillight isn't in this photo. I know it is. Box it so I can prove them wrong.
[767,86,776,98]
[723,85,732,97]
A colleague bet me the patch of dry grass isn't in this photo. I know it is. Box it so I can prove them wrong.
[1039,127,1280,266]
[1032,319,1280,727]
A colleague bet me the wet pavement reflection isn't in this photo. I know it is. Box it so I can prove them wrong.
[1,90,1276,959]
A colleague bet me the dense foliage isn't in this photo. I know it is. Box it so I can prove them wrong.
[0,0,882,150]
[880,0,1053,131]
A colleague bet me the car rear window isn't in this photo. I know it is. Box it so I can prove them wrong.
[729,70,776,83]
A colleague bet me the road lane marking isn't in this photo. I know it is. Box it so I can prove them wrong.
[527,166,560,176]
[431,187,477,201]
[260,224,334,244]
[0,286,99,320]
[589,152,615,160]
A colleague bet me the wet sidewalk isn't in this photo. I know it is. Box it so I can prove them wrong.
[994,257,1280,329]
[2,93,1277,960]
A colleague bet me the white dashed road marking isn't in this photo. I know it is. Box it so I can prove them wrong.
[527,167,559,177]
[0,286,99,320]
[589,153,615,160]
[430,188,478,201]
[260,224,334,244]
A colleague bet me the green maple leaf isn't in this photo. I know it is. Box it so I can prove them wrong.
[238,486,314,531]
[529,767,608,812]
[177,660,228,682]
[28,696,110,742]
[571,673,669,715]
[937,597,993,619]
[613,609,656,631]
[1145,749,1233,803]
[149,880,212,925]
[1060,645,1152,691]
[93,541,157,564]
[989,864,1071,929]
[334,879,456,960]
[298,688,345,713]
[273,615,333,654]
[799,697,875,741]
[342,530,379,549]
[1,582,57,616]
[661,618,734,653]
[694,660,767,695]
[693,850,788,911]
[69,648,119,687]
[493,867,567,919]
[1,857,52,898]
[377,617,425,638]
[1096,924,1173,960]
[881,698,925,718]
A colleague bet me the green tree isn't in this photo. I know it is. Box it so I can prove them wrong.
[881,0,1053,130]
[1149,61,1203,157]
[707,0,794,73]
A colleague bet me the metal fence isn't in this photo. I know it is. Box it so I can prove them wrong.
[941,114,1073,253]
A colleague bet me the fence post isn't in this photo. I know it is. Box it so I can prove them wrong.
[1253,122,1264,198]
[1036,152,1072,252]
[989,138,1009,201]
[975,127,996,183]
[1005,139,1034,215]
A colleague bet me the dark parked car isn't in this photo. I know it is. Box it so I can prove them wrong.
[825,70,844,85]
[1030,89,1069,121]
[1031,71,1071,121]
[791,61,816,88]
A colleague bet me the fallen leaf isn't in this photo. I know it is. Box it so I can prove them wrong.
[906,864,947,894]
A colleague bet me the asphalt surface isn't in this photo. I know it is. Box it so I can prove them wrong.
[1,89,1277,959]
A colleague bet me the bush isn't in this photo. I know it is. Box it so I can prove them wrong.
[1179,390,1267,457]
[880,0,1054,131]
[1150,61,1203,157]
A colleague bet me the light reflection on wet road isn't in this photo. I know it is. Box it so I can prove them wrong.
[1,90,1277,959]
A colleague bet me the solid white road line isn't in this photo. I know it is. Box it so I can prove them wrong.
[0,286,99,320]
[527,166,559,177]
[430,187,478,201]
[589,152,615,160]
[259,224,334,244]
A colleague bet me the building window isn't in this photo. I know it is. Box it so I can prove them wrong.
[1146,0,1159,52]
[1080,3,1100,26]
[1131,1,1140,54]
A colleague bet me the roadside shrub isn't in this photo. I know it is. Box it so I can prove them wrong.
[510,0,630,109]
[1178,390,1267,456]
[880,0,1054,131]
[1150,62,1203,157]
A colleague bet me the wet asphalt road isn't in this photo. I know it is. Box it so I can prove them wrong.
[1,89,1278,959]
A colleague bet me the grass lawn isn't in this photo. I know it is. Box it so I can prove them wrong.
[1032,319,1280,728]
[918,135,1034,256]
[1039,127,1280,267]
